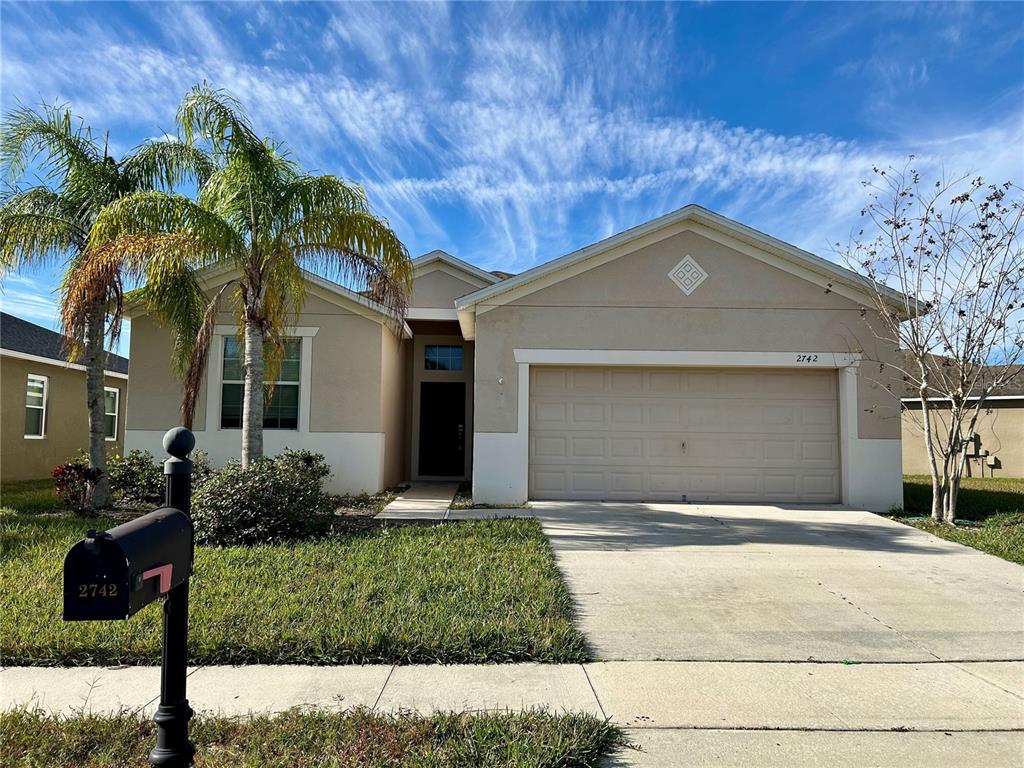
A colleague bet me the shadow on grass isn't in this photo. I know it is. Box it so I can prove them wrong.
[901,476,1024,522]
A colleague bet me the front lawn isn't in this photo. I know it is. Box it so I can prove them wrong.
[1,511,588,666]
[892,476,1024,565]
[1,479,60,514]
[1,707,626,768]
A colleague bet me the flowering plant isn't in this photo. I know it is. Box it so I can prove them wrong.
[52,460,102,511]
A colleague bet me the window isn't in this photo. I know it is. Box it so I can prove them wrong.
[24,374,47,438]
[104,387,119,440]
[220,337,301,430]
[425,345,463,371]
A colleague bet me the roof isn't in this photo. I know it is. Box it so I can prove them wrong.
[1,312,129,374]
[413,250,504,286]
[899,354,1024,399]
[454,204,912,338]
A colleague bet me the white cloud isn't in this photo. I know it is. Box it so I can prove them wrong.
[1,1,1021,277]
[0,274,60,326]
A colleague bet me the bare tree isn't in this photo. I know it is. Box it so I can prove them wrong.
[842,161,1023,523]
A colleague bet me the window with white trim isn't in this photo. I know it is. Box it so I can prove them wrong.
[220,337,301,430]
[24,374,47,438]
[104,387,119,440]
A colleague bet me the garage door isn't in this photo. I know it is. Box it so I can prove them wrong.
[529,366,840,502]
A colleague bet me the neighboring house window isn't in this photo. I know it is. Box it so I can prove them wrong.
[24,374,47,438]
[104,387,119,441]
[425,345,463,371]
[221,337,301,430]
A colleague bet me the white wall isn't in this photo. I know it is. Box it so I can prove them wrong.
[126,429,385,495]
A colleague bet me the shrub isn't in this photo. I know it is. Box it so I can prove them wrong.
[190,450,214,489]
[191,449,335,546]
[107,450,164,504]
[51,460,101,511]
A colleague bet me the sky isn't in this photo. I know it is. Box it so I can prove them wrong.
[1,1,1023,354]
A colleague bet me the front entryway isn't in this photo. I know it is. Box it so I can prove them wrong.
[418,382,466,476]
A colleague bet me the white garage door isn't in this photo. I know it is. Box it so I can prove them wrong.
[529,366,840,503]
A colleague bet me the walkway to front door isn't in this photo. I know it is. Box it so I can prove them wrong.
[378,483,459,520]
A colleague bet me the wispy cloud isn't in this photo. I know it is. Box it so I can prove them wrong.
[0,274,60,325]
[1,0,1021,279]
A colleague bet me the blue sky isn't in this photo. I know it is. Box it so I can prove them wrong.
[2,1,1022,353]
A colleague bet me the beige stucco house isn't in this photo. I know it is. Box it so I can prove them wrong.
[902,385,1024,478]
[123,205,907,511]
[1,313,127,481]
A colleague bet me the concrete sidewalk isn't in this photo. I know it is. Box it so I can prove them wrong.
[4,661,1023,765]
[376,483,458,520]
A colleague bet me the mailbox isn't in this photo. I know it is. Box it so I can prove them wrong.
[63,506,193,621]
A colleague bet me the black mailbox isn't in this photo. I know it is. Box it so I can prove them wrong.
[63,506,194,621]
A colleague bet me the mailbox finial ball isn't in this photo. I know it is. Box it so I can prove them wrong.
[163,427,195,459]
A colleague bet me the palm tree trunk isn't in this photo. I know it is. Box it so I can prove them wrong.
[83,301,112,508]
[241,320,264,467]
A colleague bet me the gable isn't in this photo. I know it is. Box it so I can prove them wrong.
[509,229,863,312]
[411,269,484,308]
[456,206,908,339]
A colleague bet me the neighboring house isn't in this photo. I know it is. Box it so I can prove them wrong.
[0,312,128,481]
[124,205,907,511]
[901,370,1024,478]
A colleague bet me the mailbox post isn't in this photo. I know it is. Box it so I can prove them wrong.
[62,427,197,767]
[149,427,196,767]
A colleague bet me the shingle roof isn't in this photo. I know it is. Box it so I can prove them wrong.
[0,312,129,374]
[899,352,1024,398]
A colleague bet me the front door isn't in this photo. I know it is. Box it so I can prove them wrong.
[418,382,466,476]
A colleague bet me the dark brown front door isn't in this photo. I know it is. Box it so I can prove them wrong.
[418,382,465,476]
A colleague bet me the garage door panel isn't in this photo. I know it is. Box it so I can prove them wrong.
[530,366,840,503]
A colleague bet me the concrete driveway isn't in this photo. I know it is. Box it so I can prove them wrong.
[532,502,1024,765]
[534,502,1024,662]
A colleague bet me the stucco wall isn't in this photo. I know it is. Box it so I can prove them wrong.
[1,355,125,481]
[124,286,392,493]
[126,292,386,435]
[474,229,901,437]
[411,269,482,308]
[379,328,408,487]
[902,401,1024,477]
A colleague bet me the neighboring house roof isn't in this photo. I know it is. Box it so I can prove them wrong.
[900,357,1024,401]
[0,312,129,375]
[413,250,504,285]
[454,204,912,339]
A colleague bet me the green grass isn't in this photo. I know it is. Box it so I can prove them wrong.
[891,476,1024,564]
[0,707,626,768]
[0,479,60,514]
[1,511,588,666]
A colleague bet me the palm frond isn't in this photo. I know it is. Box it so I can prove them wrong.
[1,103,102,183]
[0,188,86,272]
[60,231,207,353]
[285,206,412,320]
[180,281,233,429]
[177,84,261,159]
[89,190,245,265]
[278,174,369,227]
[120,139,216,193]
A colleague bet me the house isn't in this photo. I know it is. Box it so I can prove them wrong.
[902,370,1024,478]
[0,313,128,481]
[123,205,906,511]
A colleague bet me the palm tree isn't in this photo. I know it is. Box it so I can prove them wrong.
[67,85,413,466]
[0,104,213,507]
